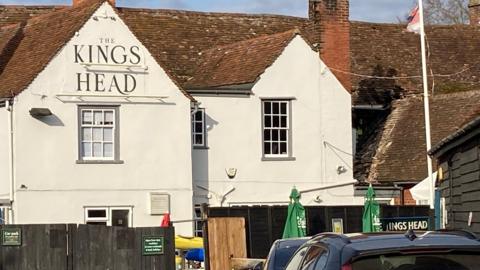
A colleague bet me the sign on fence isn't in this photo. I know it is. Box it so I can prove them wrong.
[381,216,430,231]
[142,236,164,256]
[1,228,21,246]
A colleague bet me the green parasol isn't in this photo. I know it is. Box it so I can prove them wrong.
[362,184,382,232]
[282,187,307,238]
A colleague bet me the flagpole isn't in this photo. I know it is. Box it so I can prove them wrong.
[418,0,435,210]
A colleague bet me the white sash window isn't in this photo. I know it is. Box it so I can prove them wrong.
[262,100,291,158]
[79,106,118,161]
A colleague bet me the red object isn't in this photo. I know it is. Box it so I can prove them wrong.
[341,263,352,270]
[161,213,171,227]
[407,6,420,33]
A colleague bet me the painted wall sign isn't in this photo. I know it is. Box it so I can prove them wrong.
[381,217,430,231]
[73,38,143,95]
[2,228,22,246]
[142,236,164,256]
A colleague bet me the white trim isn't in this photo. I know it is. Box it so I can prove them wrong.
[192,108,206,147]
[85,207,109,224]
[262,100,290,157]
[80,108,116,160]
[84,206,133,227]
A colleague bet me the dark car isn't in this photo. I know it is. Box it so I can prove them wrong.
[264,238,309,270]
[284,230,480,270]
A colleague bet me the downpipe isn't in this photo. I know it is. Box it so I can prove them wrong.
[6,99,14,224]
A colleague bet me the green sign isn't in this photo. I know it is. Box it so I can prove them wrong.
[2,228,22,246]
[142,236,164,256]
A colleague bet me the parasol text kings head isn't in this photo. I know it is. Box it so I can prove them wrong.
[73,38,143,95]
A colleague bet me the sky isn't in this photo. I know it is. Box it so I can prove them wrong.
[0,0,416,23]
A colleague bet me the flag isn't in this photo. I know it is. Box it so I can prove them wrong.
[407,5,421,34]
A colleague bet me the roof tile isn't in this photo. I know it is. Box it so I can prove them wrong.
[357,90,480,183]
[0,0,103,98]
[185,29,301,89]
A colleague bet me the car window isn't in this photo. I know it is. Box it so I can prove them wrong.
[300,246,329,270]
[352,253,479,270]
[315,248,329,270]
[285,246,309,270]
[274,244,304,270]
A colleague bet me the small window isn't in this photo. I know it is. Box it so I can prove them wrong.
[79,106,118,161]
[85,207,108,225]
[85,207,132,227]
[262,100,291,158]
[192,108,206,147]
[193,205,203,237]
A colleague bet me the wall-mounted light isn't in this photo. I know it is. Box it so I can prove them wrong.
[29,108,52,118]
[336,165,347,175]
[226,168,237,179]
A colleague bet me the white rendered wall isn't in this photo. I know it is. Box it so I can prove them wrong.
[0,108,8,201]
[192,36,362,206]
[8,3,194,234]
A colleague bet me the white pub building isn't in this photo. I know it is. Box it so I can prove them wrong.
[0,0,361,234]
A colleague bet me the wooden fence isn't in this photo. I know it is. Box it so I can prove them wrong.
[209,205,430,258]
[0,224,175,270]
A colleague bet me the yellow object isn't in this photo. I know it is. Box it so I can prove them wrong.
[175,256,182,265]
[175,235,203,250]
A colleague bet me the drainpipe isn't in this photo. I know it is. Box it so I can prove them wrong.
[6,99,14,224]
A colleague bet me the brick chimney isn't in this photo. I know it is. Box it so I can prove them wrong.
[73,0,115,7]
[469,0,480,25]
[309,0,351,91]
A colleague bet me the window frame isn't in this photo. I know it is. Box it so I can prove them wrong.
[261,99,294,161]
[193,204,203,237]
[84,207,109,225]
[77,105,122,164]
[192,108,206,148]
[84,206,133,227]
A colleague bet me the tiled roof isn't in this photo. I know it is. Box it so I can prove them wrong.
[0,23,22,75]
[0,5,65,28]
[0,2,311,99]
[0,0,103,98]
[116,7,311,85]
[185,29,302,89]
[351,22,480,105]
[2,2,480,103]
[356,91,480,183]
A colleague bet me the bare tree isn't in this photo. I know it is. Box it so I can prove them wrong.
[424,0,469,24]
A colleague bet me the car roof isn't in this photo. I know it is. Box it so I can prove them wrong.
[309,231,480,254]
[346,232,480,252]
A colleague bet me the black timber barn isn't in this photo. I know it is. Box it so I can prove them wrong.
[430,112,480,234]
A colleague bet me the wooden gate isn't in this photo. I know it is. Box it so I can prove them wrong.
[207,218,247,270]
[0,224,175,270]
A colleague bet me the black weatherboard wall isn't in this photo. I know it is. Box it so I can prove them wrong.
[432,131,480,234]
[208,205,429,258]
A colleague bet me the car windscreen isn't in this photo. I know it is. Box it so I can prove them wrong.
[273,245,303,270]
[352,252,480,270]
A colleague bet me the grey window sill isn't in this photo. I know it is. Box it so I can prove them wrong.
[261,157,296,161]
[193,146,210,150]
[76,160,125,164]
